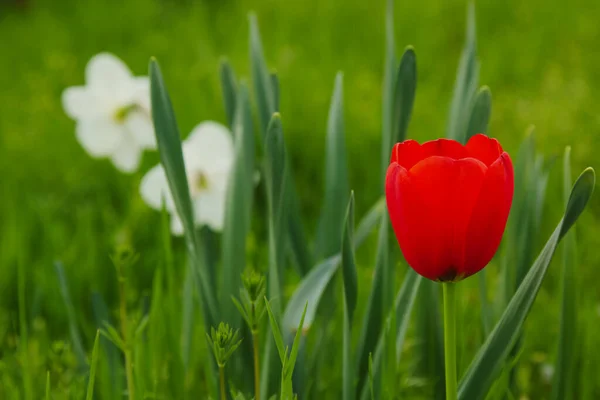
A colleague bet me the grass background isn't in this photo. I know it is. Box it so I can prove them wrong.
[1,0,599,398]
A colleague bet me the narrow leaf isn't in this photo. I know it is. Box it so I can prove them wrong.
[315,72,349,260]
[249,13,275,137]
[265,297,287,363]
[458,167,595,400]
[45,372,50,400]
[380,0,397,185]
[466,86,491,141]
[149,58,217,326]
[85,330,101,400]
[359,269,422,400]
[392,46,417,145]
[446,2,479,144]
[552,147,577,400]
[220,59,238,129]
[271,72,280,112]
[341,191,358,321]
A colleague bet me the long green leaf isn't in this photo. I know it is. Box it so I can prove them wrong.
[359,269,422,400]
[281,196,385,333]
[149,58,218,327]
[466,86,491,141]
[391,46,417,145]
[264,113,287,316]
[315,72,349,260]
[380,0,397,185]
[355,215,388,397]
[249,12,275,138]
[341,193,357,400]
[458,167,595,400]
[85,330,101,400]
[54,261,87,370]
[220,59,238,129]
[552,146,577,400]
[221,83,255,325]
[45,372,50,400]
[446,2,479,144]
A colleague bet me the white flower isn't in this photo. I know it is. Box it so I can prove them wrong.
[62,53,156,173]
[140,121,234,234]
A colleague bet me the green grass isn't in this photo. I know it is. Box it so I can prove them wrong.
[1,0,599,398]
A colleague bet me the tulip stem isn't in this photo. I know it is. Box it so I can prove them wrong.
[443,282,457,400]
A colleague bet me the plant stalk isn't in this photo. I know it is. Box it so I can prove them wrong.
[253,330,261,400]
[219,365,226,400]
[118,272,135,400]
[443,282,457,400]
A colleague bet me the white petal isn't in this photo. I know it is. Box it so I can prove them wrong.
[140,164,175,211]
[86,53,132,89]
[170,214,185,236]
[110,134,142,173]
[62,86,106,119]
[125,110,156,149]
[76,119,122,157]
[194,187,227,231]
[132,76,151,111]
[183,121,234,173]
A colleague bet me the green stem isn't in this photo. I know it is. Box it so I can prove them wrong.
[443,282,457,400]
[253,331,261,400]
[118,272,135,400]
[219,365,226,400]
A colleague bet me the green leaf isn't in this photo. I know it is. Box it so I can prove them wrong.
[359,269,422,400]
[446,2,479,144]
[264,113,288,316]
[220,59,238,129]
[286,302,308,377]
[355,215,388,395]
[466,86,491,141]
[315,72,349,260]
[271,72,280,112]
[149,58,217,327]
[281,196,385,333]
[392,46,417,145]
[341,191,358,321]
[552,147,578,400]
[249,12,275,137]
[341,192,357,400]
[45,371,50,400]
[54,261,87,370]
[458,167,595,400]
[265,297,288,364]
[85,330,101,400]
[221,83,255,325]
[100,323,125,352]
[381,0,397,185]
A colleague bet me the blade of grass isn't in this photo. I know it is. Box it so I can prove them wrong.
[315,72,349,260]
[465,86,491,141]
[220,59,238,129]
[458,167,595,400]
[359,269,422,400]
[446,2,479,144]
[380,0,397,185]
[85,330,101,400]
[552,146,577,400]
[45,372,50,400]
[341,193,358,400]
[391,46,417,146]
[18,252,32,400]
[149,57,217,327]
[54,261,87,371]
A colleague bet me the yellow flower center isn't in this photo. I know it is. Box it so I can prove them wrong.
[189,171,210,196]
[113,104,138,123]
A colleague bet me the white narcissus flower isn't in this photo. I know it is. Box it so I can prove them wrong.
[62,53,156,173]
[140,121,234,234]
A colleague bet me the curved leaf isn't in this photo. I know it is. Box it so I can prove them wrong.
[458,167,595,400]
[315,72,349,260]
[392,46,417,145]
[466,86,491,141]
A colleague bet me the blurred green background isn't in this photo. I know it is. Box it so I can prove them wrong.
[1,0,599,398]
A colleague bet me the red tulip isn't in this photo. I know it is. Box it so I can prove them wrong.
[385,134,514,281]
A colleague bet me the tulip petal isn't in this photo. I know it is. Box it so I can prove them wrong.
[75,119,122,157]
[466,133,504,166]
[421,138,468,160]
[140,164,176,212]
[463,152,514,276]
[391,140,424,170]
